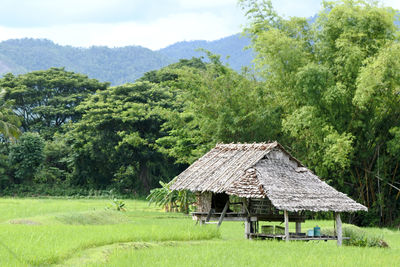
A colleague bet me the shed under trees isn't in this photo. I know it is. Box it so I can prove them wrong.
[170,142,367,245]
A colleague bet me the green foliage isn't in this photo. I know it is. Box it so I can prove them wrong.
[34,136,73,184]
[138,58,207,84]
[240,0,400,225]
[67,81,181,192]
[0,90,20,140]
[322,225,388,248]
[147,181,172,210]
[157,53,282,164]
[0,142,11,188]
[147,180,195,214]
[107,198,127,212]
[8,132,45,183]
[388,127,400,158]
[0,67,108,139]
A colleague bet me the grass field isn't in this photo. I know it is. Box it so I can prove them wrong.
[0,198,398,266]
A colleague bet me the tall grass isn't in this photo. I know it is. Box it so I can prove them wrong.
[0,198,398,267]
[0,222,219,266]
[0,198,219,266]
[95,240,400,267]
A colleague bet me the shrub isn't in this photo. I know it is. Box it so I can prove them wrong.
[107,198,127,211]
[8,132,45,183]
[322,225,389,248]
[147,180,195,214]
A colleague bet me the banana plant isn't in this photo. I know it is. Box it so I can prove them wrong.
[147,180,195,214]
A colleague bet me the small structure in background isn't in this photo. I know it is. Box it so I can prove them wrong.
[170,142,367,246]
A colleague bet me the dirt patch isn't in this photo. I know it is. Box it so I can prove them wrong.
[9,219,41,225]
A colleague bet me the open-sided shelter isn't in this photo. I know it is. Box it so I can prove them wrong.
[170,142,367,245]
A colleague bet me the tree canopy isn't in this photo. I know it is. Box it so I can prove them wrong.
[157,54,282,164]
[239,0,400,225]
[1,67,109,139]
[66,80,181,192]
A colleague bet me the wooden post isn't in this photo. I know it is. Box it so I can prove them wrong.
[295,222,301,234]
[284,210,289,242]
[217,200,230,228]
[335,212,342,246]
[242,198,250,215]
[244,218,251,239]
[206,208,214,223]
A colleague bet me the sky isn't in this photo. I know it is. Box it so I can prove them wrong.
[0,0,399,50]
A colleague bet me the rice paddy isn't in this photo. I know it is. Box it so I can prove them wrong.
[0,198,398,266]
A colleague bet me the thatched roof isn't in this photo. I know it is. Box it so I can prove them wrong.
[170,142,367,212]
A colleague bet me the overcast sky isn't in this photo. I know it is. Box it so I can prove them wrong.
[0,0,399,50]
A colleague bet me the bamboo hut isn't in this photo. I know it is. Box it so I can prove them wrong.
[170,142,367,246]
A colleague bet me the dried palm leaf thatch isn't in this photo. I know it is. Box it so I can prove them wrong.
[170,142,367,213]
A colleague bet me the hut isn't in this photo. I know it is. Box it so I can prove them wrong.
[170,142,367,246]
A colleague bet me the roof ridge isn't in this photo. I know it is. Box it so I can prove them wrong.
[215,141,278,150]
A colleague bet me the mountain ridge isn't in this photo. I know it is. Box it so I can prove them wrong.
[0,34,253,85]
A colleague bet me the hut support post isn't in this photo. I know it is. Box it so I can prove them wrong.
[244,218,251,239]
[295,222,301,234]
[206,208,214,222]
[284,210,289,242]
[242,198,249,215]
[217,200,230,228]
[335,212,342,246]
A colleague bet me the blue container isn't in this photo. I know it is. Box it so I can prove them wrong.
[314,226,321,237]
[307,229,314,237]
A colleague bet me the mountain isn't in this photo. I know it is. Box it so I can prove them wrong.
[0,38,173,85]
[158,34,254,71]
[0,35,253,85]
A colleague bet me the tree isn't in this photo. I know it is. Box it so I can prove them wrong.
[157,53,282,164]
[34,135,73,185]
[240,0,400,225]
[0,90,20,141]
[67,81,181,192]
[9,132,45,183]
[0,68,109,139]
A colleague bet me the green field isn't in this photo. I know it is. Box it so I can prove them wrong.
[0,198,398,266]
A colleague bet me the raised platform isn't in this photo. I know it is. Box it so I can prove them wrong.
[191,212,306,222]
[249,233,350,241]
[192,212,246,222]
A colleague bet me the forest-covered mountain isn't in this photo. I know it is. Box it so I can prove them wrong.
[0,34,252,85]
[158,34,253,71]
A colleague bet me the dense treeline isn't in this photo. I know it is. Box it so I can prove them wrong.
[0,0,398,227]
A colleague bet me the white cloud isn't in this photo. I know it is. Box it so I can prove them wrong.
[271,0,321,18]
[176,0,238,9]
[0,0,398,50]
[382,0,400,10]
[0,11,243,50]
